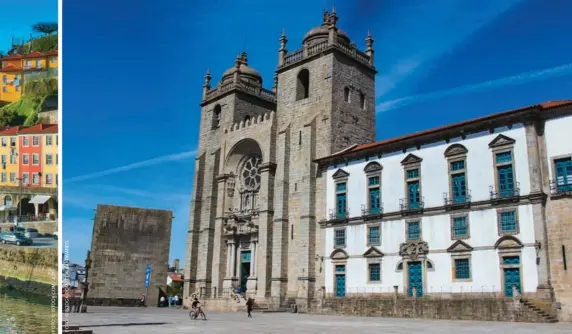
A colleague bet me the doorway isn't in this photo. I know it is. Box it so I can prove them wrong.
[240,251,251,294]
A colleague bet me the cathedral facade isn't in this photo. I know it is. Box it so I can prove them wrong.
[184,9,376,310]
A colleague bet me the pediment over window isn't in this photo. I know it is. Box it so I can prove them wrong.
[363,246,384,258]
[363,162,382,173]
[330,248,349,260]
[444,144,468,157]
[447,240,474,253]
[401,153,422,165]
[332,168,350,179]
[488,134,515,148]
[494,235,523,250]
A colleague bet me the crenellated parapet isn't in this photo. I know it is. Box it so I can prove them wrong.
[223,111,276,134]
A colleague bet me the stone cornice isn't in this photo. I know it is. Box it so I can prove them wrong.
[259,162,277,173]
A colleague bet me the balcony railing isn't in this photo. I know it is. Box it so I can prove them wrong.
[443,190,472,207]
[329,209,349,220]
[399,198,425,212]
[490,183,520,200]
[2,214,58,224]
[361,204,383,216]
[550,180,572,196]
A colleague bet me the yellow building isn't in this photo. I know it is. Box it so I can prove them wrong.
[0,50,59,103]
[0,126,20,188]
[41,125,58,189]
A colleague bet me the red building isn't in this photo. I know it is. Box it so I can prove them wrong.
[18,124,45,188]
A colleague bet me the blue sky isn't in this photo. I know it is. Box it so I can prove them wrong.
[63,0,572,266]
[0,0,57,53]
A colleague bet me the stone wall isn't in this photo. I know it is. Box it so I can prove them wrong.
[546,196,572,321]
[0,221,58,234]
[308,296,551,323]
[89,205,173,307]
[0,246,58,296]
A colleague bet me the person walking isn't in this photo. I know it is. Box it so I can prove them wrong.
[246,297,254,318]
[174,295,179,307]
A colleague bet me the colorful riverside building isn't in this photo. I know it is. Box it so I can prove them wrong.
[0,50,59,103]
[0,124,58,222]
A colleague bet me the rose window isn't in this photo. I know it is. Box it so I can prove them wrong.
[241,156,261,191]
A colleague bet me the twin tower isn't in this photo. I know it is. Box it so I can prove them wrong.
[185,9,377,311]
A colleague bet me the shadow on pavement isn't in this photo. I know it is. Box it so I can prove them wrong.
[81,322,169,328]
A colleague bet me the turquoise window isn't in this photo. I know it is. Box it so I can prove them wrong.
[407,181,420,208]
[452,216,468,237]
[454,259,470,279]
[406,169,419,179]
[450,160,465,171]
[369,188,381,214]
[407,221,420,240]
[335,265,345,272]
[368,176,380,186]
[497,165,515,197]
[368,263,381,281]
[336,182,347,218]
[500,211,517,232]
[334,229,346,247]
[503,256,520,265]
[554,158,572,192]
[368,226,380,244]
[336,182,346,192]
[495,152,512,164]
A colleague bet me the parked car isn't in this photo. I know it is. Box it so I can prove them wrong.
[52,231,58,240]
[24,228,39,239]
[0,232,33,246]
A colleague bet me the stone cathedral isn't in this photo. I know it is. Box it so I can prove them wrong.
[184,9,376,310]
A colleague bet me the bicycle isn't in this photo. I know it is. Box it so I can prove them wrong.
[189,308,207,320]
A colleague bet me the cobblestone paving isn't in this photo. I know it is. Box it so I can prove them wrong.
[66,306,572,334]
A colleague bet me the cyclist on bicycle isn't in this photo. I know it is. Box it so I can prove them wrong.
[192,298,202,315]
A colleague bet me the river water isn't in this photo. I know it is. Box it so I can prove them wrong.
[0,288,56,333]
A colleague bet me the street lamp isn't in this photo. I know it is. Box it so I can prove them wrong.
[80,250,92,313]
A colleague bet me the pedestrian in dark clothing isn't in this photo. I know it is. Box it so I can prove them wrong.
[246,297,254,318]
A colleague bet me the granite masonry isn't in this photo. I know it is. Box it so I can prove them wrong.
[87,204,173,307]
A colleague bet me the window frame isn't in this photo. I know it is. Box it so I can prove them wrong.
[22,136,29,147]
[450,214,470,240]
[32,136,40,147]
[32,172,40,185]
[497,207,519,236]
[46,154,53,165]
[22,153,29,165]
[490,135,517,198]
[333,228,346,248]
[22,172,29,185]
[406,219,422,241]
[451,254,472,282]
[367,224,381,246]
[32,153,39,166]
[550,154,572,194]
[367,262,381,283]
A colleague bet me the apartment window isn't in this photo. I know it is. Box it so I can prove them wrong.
[407,221,421,240]
[454,258,471,280]
[496,152,515,197]
[452,216,469,238]
[25,60,31,68]
[367,225,380,245]
[22,154,29,165]
[51,57,56,63]
[56,173,58,185]
[46,154,53,165]
[9,172,15,183]
[32,136,39,146]
[1,155,5,164]
[368,263,381,282]
[406,168,421,209]
[334,228,346,247]
[36,60,41,69]
[554,157,572,192]
[22,173,29,185]
[56,154,58,165]
[1,75,6,83]
[32,173,40,185]
[32,153,39,165]
[0,172,6,182]
[10,153,16,164]
[368,176,381,214]
[10,137,16,146]
[22,136,29,147]
[2,87,6,93]
[499,210,518,234]
[46,135,53,146]
[1,137,6,147]
[45,173,53,185]
[335,182,347,218]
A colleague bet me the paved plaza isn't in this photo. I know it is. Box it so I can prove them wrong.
[67,306,572,334]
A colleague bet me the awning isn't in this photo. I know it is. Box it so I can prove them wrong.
[0,205,17,211]
[29,195,52,204]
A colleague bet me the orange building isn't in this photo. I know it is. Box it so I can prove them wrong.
[0,50,59,103]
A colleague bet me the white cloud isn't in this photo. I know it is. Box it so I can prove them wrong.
[65,150,197,183]
[376,62,572,113]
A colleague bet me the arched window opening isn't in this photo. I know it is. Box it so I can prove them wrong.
[296,69,310,101]
[213,104,222,128]
[244,116,251,124]
[344,87,350,102]
[360,92,366,110]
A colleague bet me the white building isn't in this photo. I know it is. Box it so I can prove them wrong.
[317,101,572,301]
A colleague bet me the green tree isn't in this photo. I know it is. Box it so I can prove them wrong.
[32,23,58,35]
[0,109,18,126]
